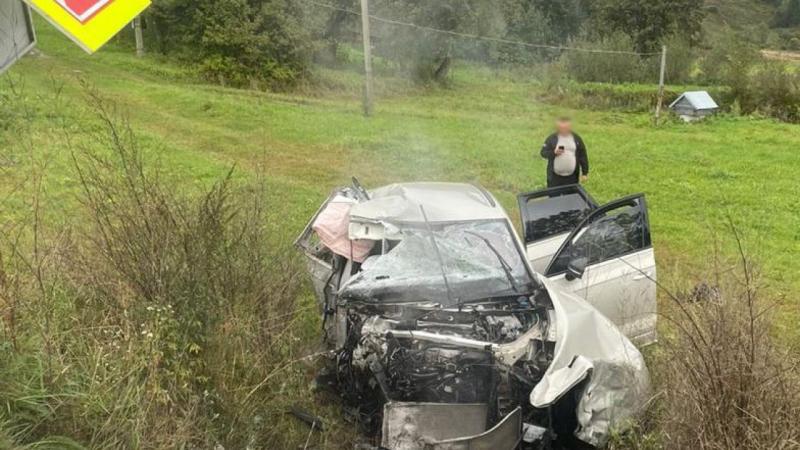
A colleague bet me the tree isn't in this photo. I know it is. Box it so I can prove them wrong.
[773,0,800,27]
[145,0,312,87]
[590,0,706,53]
[318,0,359,63]
[529,0,589,42]
[372,0,503,83]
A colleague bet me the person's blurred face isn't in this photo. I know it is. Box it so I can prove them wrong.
[556,119,572,135]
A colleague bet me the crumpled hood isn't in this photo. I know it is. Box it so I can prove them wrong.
[532,276,651,447]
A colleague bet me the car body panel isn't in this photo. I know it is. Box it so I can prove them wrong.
[426,407,522,450]
[542,193,657,346]
[547,248,657,344]
[531,277,650,446]
[381,403,489,449]
[381,403,522,450]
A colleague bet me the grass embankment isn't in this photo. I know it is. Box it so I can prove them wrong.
[1,18,799,449]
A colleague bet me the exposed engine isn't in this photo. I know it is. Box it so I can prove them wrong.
[319,293,556,445]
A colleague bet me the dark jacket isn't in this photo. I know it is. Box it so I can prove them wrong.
[539,132,589,180]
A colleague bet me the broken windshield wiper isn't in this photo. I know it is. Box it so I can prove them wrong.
[465,231,520,294]
[419,205,456,306]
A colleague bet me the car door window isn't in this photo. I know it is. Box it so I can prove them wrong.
[517,186,598,244]
[546,196,650,276]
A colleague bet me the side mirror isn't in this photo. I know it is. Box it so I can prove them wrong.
[565,257,589,281]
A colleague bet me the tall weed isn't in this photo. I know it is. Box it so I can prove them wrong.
[0,90,339,448]
[612,228,800,449]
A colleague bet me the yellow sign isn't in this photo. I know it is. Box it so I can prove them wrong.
[24,0,150,53]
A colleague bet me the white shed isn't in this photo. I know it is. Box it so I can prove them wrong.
[669,91,719,122]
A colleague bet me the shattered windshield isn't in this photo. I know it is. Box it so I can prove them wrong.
[340,220,535,305]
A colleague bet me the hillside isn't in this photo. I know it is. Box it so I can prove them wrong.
[704,0,800,49]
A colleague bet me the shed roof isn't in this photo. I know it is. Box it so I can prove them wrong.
[669,91,719,110]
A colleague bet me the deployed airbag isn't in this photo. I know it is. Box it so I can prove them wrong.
[312,198,373,262]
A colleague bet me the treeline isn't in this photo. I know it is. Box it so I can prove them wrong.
[137,0,705,87]
[771,0,800,28]
[136,0,800,122]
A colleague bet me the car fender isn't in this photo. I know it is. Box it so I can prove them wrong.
[532,276,650,447]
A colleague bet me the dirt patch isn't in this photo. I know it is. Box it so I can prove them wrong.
[761,49,800,62]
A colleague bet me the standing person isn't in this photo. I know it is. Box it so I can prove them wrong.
[539,117,589,188]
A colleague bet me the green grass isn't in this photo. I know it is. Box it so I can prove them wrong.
[2,17,800,447]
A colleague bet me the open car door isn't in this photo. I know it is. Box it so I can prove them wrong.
[543,194,657,345]
[517,185,599,273]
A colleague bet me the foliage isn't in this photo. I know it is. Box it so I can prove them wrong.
[313,0,359,65]
[700,30,800,123]
[608,238,800,450]
[0,88,339,448]
[749,61,800,121]
[367,0,590,75]
[491,0,589,64]
[589,0,707,53]
[494,0,558,64]
[773,0,800,27]
[527,0,590,43]
[146,0,312,87]
[560,33,695,85]
[653,37,696,85]
[539,78,730,113]
[700,29,762,86]
[653,235,800,449]
[370,0,504,84]
[562,34,651,83]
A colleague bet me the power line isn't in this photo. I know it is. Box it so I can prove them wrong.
[305,0,661,57]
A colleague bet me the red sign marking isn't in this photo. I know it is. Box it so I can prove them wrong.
[55,0,114,23]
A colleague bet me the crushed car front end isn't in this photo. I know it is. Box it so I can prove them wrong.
[296,181,650,449]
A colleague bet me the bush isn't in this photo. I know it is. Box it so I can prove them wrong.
[562,33,695,85]
[613,230,800,449]
[773,0,800,27]
[537,78,730,113]
[493,0,566,65]
[562,33,649,83]
[750,62,800,122]
[370,0,505,84]
[699,30,800,123]
[146,0,312,88]
[645,37,696,85]
[0,93,333,448]
[699,29,761,86]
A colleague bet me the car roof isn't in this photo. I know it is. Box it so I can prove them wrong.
[349,182,508,223]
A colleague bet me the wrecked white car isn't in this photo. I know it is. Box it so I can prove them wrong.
[296,180,656,449]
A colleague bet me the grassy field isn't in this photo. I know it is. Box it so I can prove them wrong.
[2,19,800,448]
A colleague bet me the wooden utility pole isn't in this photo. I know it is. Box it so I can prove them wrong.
[654,45,667,124]
[359,0,374,116]
[134,16,144,58]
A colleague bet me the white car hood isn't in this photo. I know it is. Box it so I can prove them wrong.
[532,276,651,447]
